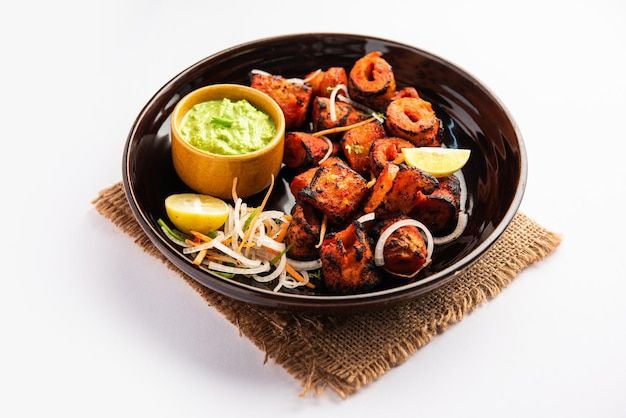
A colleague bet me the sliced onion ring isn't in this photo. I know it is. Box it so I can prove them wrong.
[257,235,286,252]
[182,232,224,254]
[329,84,349,122]
[433,212,468,245]
[250,69,271,76]
[252,254,286,282]
[374,219,434,269]
[356,213,376,224]
[212,241,261,267]
[286,258,322,271]
[206,260,270,275]
[303,69,321,83]
[317,136,333,165]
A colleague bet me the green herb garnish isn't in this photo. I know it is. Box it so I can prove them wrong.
[157,218,186,241]
[211,116,234,128]
[243,208,260,232]
[270,245,292,265]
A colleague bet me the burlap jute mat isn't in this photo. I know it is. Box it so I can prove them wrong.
[93,182,560,398]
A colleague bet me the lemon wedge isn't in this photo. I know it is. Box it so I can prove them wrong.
[402,147,471,177]
[165,193,229,234]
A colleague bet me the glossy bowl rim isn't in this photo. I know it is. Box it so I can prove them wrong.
[170,83,286,161]
[122,32,527,309]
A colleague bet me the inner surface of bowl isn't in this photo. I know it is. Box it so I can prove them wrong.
[123,33,525,312]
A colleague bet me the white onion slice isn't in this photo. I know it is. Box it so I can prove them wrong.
[284,77,305,85]
[286,258,322,271]
[273,270,287,292]
[233,198,244,240]
[329,83,349,122]
[161,227,189,247]
[285,270,309,288]
[356,213,376,224]
[433,212,468,245]
[207,260,270,275]
[303,69,321,83]
[257,235,286,252]
[182,232,224,254]
[252,253,286,283]
[374,219,434,268]
[250,69,271,76]
[212,241,261,267]
[317,136,333,165]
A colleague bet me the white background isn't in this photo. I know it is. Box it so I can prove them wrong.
[2,0,625,417]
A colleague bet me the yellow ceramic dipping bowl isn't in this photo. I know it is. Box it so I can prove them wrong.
[170,84,285,199]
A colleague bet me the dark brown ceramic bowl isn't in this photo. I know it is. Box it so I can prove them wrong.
[123,33,526,313]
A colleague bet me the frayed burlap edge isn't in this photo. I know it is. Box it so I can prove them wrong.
[93,183,561,398]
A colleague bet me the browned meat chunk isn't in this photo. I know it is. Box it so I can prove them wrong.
[320,222,381,294]
[312,97,368,131]
[390,87,420,101]
[368,164,438,219]
[250,73,312,129]
[372,216,429,277]
[283,132,330,169]
[285,203,322,260]
[348,51,396,110]
[289,157,349,200]
[299,161,368,224]
[385,97,442,147]
[289,167,317,199]
[363,163,399,213]
[369,137,414,176]
[341,121,386,176]
[412,175,461,234]
[305,67,348,98]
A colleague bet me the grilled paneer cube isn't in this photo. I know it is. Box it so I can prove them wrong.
[385,97,442,147]
[372,216,429,278]
[289,157,349,200]
[363,163,400,214]
[348,51,396,110]
[366,164,438,219]
[284,132,331,169]
[369,137,414,176]
[311,97,368,131]
[305,67,348,98]
[412,175,461,234]
[285,203,322,260]
[299,161,368,224]
[341,121,386,176]
[320,222,381,294]
[250,73,312,129]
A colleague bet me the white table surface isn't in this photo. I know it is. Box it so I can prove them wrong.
[2,0,625,416]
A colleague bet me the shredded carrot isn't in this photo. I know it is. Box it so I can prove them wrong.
[238,174,275,252]
[231,177,239,202]
[193,249,207,265]
[312,116,376,137]
[190,231,214,243]
[285,263,315,289]
[274,222,288,243]
[315,214,328,248]
[185,239,199,247]
[283,214,292,222]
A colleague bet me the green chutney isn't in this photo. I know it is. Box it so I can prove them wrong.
[180,98,276,155]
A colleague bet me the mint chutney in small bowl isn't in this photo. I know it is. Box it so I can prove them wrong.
[170,84,286,199]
